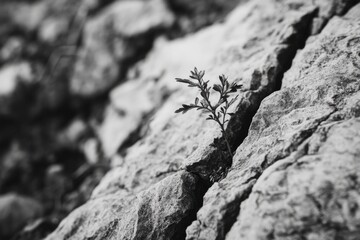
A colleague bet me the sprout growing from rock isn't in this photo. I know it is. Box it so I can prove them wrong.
[175,67,242,156]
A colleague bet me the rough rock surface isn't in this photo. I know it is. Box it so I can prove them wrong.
[0,0,242,238]
[93,0,318,198]
[93,0,356,203]
[2,0,360,239]
[186,3,360,240]
[45,0,360,239]
[46,171,203,240]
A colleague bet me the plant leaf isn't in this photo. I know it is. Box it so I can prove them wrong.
[213,84,222,93]
[175,78,192,84]
[201,99,208,108]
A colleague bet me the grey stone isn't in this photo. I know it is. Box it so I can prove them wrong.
[186,3,360,240]
[41,0,360,239]
[46,171,203,240]
[227,119,360,240]
[92,0,317,199]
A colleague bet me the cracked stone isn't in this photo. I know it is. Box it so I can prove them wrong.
[45,171,203,240]
[186,2,360,240]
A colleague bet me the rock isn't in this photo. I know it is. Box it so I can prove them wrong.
[0,0,102,118]
[97,79,157,158]
[81,138,100,164]
[57,119,90,147]
[165,0,246,33]
[0,0,87,40]
[0,37,24,63]
[0,194,43,239]
[0,142,32,194]
[186,3,360,240]
[0,2,48,33]
[2,0,359,239]
[0,60,70,119]
[92,0,330,201]
[94,25,222,160]
[70,0,175,97]
[0,62,34,97]
[43,164,71,213]
[226,119,360,240]
[46,171,203,240]
[12,218,58,240]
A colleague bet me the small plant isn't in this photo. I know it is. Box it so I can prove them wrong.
[175,67,242,157]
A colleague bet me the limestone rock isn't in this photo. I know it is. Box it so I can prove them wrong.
[46,171,203,240]
[186,3,360,240]
[0,194,43,239]
[70,0,175,97]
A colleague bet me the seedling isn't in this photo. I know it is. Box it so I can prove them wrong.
[175,67,242,156]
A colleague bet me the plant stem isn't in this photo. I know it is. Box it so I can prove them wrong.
[220,127,232,157]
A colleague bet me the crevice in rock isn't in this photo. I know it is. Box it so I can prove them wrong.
[216,110,337,240]
[185,2,360,239]
[187,7,317,184]
[173,172,210,240]
[215,4,360,238]
[182,9,318,238]
[222,173,260,236]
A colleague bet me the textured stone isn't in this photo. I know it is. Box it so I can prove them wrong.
[10,0,360,239]
[227,119,360,240]
[186,3,360,240]
[92,0,318,199]
[46,171,203,240]
[70,0,175,97]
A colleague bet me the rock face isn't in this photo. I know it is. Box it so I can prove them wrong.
[186,3,360,240]
[2,0,360,239]
[46,171,204,240]
[45,0,360,239]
